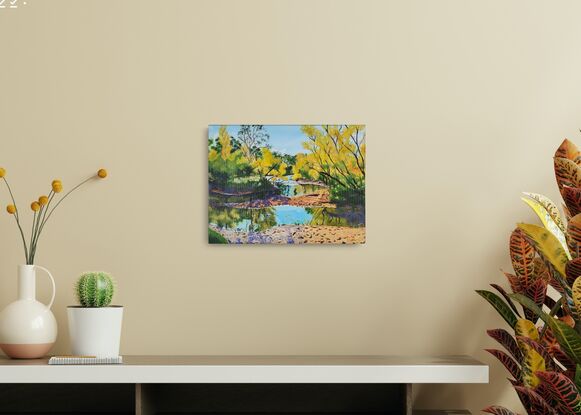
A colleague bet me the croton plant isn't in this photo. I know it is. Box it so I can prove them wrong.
[478,139,581,414]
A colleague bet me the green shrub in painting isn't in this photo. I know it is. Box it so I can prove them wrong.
[208,228,227,244]
[294,125,365,205]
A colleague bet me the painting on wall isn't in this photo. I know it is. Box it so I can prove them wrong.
[208,125,365,244]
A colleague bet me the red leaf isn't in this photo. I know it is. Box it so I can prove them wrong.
[486,349,522,381]
[563,186,581,217]
[504,271,523,293]
[523,278,547,322]
[555,139,581,165]
[482,406,520,415]
[568,214,581,258]
[513,385,557,415]
[566,257,581,286]
[536,371,581,414]
[488,329,523,363]
[491,283,521,317]
[510,229,535,284]
[515,336,555,371]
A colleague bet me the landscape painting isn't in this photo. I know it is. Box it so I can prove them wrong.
[208,125,365,244]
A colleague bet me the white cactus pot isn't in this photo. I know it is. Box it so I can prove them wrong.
[67,306,123,357]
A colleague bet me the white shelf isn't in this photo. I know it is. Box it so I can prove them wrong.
[0,355,488,384]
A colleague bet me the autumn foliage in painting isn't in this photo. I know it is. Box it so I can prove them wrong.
[295,125,365,204]
[208,125,365,244]
[477,139,581,414]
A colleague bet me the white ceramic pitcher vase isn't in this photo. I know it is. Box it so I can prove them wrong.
[0,265,57,358]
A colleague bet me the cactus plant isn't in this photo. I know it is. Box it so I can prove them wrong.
[75,272,115,307]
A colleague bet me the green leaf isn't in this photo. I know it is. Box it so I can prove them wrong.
[476,290,518,329]
[511,293,581,364]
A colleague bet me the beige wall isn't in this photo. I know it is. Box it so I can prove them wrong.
[2,0,581,411]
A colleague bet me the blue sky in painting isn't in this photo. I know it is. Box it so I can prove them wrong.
[208,125,307,155]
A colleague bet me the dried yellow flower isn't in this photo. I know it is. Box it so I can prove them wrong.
[97,169,107,179]
[38,195,49,206]
[0,168,5,178]
[52,180,63,193]
[6,205,16,214]
[31,202,40,212]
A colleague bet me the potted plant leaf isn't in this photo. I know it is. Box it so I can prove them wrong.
[477,139,581,414]
[67,272,123,357]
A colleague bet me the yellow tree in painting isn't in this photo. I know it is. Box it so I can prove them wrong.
[251,148,286,178]
[297,125,365,202]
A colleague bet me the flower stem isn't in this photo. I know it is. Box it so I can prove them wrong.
[35,175,95,253]
[2,177,29,262]
[31,191,54,262]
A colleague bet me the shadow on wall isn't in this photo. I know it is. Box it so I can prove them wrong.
[412,301,513,412]
[413,244,522,413]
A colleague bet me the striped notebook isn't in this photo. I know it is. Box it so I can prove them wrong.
[48,356,123,365]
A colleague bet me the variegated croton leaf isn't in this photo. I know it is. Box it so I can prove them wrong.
[545,335,577,377]
[518,223,569,278]
[568,214,581,259]
[510,228,535,285]
[563,186,581,218]
[477,290,518,329]
[566,258,581,286]
[533,257,551,282]
[512,293,581,364]
[513,385,558,415]
[482,406,521,415]
[504,271,522,293]
[515,319,546,388]
[564,202,573,224]
[486,349,522,381]
[516,336,555,371]
[540,326,575,375]
[491,283,522,318]
[536,371,581,415]
[572,276,581,323]
[487,328,523,362]
[555,157,581,197]
[522,192,567,237]
[555,138,581,165]
[523,278,547,323]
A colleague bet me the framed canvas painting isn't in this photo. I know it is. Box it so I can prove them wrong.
[208,125,365,244]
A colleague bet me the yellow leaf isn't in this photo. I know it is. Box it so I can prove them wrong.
[515,319,539,341]
[573,277,581,320]
[521,195,570,259]
[515,319,545,388]
[517,223,568,277]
